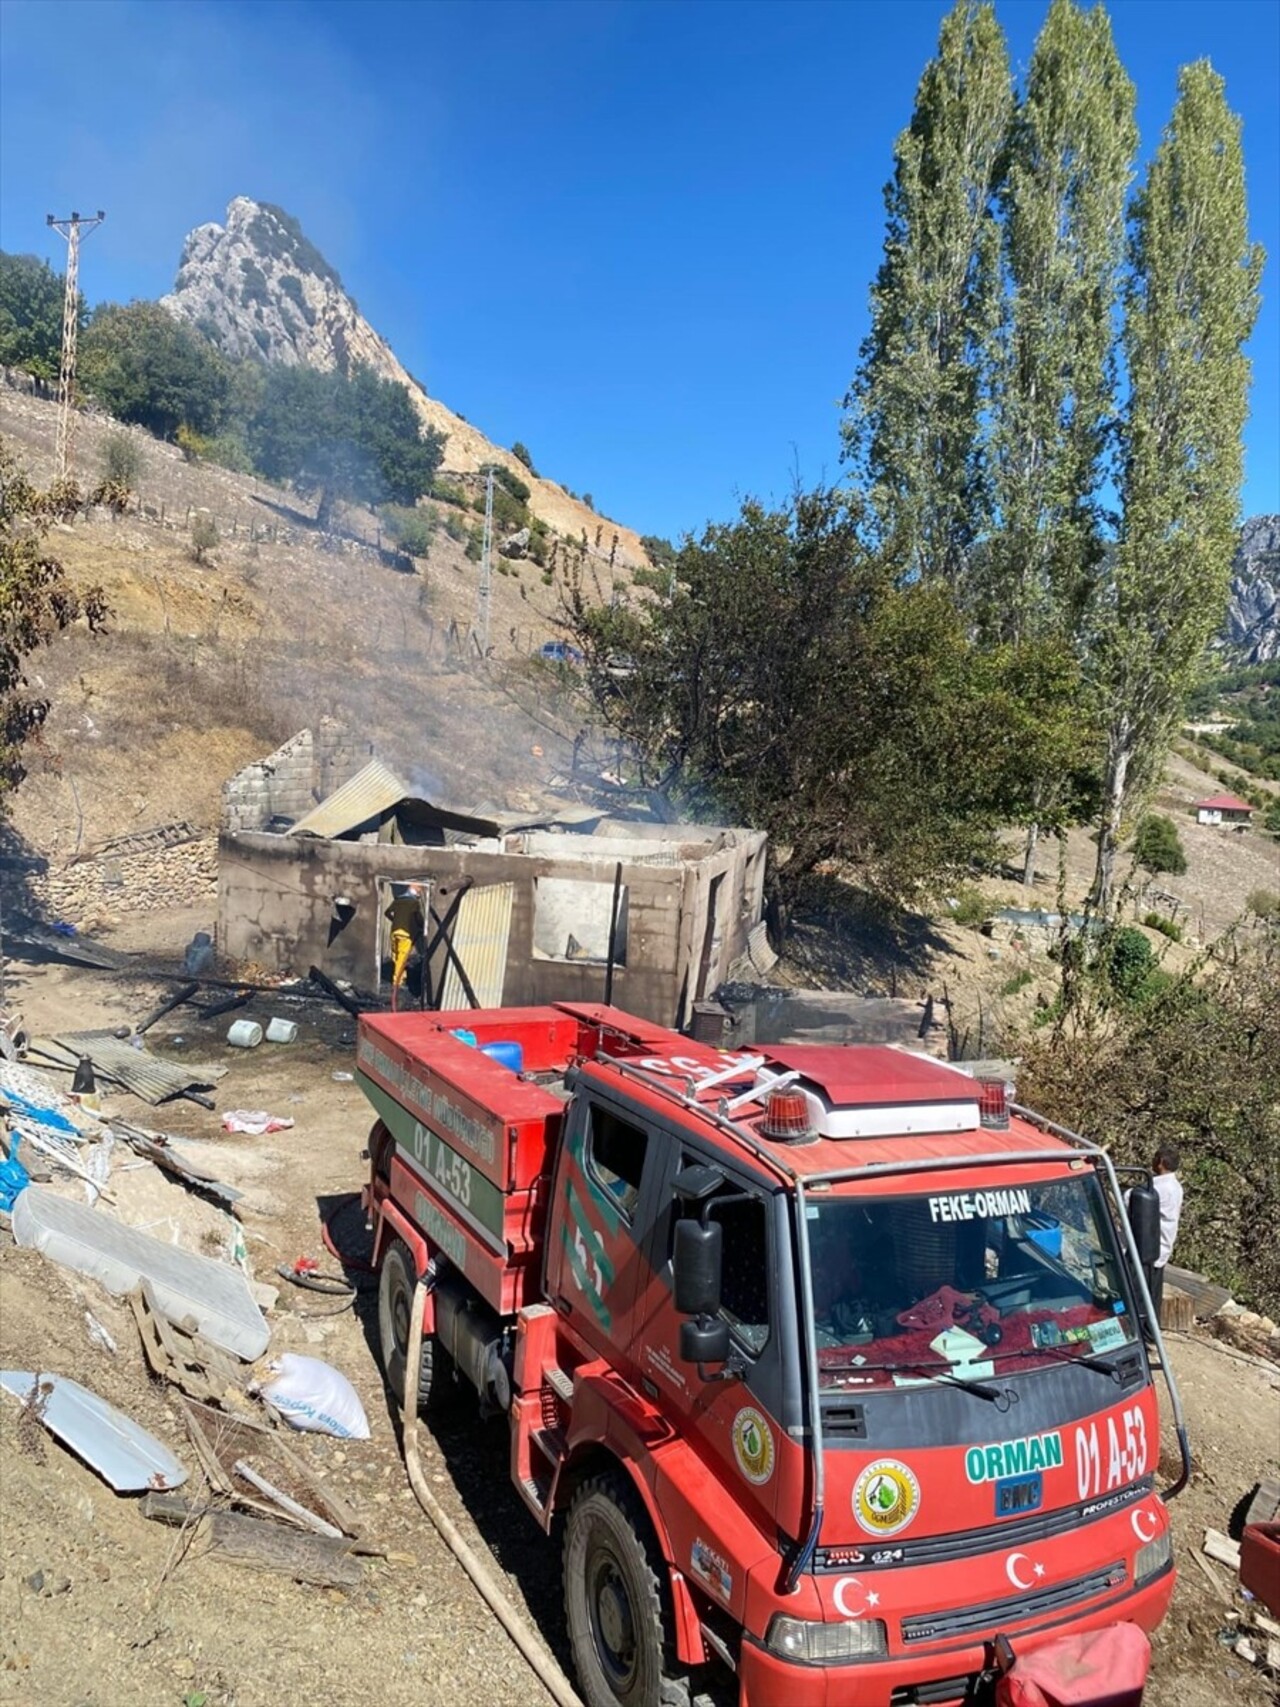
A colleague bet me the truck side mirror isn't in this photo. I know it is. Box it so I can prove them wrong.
[673,1216,722,1316]
[1127,1185,1160,1269]
[681,1315,730,1367]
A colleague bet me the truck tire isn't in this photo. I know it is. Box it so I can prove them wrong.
[378,1237,455,1414]
[563,1471,691,1707]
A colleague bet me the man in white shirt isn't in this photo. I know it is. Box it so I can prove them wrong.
[1149,1143,1184,1327]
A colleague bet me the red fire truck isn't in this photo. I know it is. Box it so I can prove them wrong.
[357,1002,1189,1707]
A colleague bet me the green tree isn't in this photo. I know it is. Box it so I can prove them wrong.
[1091,65,1263,912]
[991,0,1135,882]
[1020,932,1280,1312]
[80,301,234,440]
[511,441,536,474]
[842,1,1012,588]
[189,512,219,565]
[99,431,142,491]
[566,487,1032,926]
[1131,812,1187,876]
[0,252,80,382]
[1,441,108,804]
[247,363,446,529]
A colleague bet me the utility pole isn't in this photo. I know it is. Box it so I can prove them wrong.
[46,209,105,479]
[475,467,494,658]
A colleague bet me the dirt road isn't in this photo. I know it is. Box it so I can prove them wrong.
[1,946,1276,1707]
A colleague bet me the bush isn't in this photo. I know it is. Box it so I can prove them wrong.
[511,441,536,474]
[99,432,141,491]
[1143,911,1183,942]
[1105,926,1157,1003]
[641,533,676,569]
[465,524,483,562]
[1247,889,1280,922]
[382,505,434,558]
[949,889,991,928]
[190,512,218,564]
[999,969,1033,998]
[1265,799,1280,837]
[430,478,470,509]
[480,462,530,505]
[1131,813,1186,876]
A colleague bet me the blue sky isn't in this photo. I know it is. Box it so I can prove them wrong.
[2,0,1277,540]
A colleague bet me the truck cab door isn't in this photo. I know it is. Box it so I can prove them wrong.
[544,1090,658,1366]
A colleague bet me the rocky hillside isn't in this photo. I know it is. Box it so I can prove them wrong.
[1224,514,1280,663]
[162,197,647,564]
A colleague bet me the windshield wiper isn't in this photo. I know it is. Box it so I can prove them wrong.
[822,1359,1012,1404]
[1004,1342,1130,1381]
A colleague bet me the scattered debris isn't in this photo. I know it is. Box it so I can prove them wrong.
[41,1030,226,1108]
[221,1109,293,1135]
[257,1352,369,1439]
[0,1370,187,1491]
[84,1311,118,1356]
[0,916,133,971]
[135,981,202,1037]
[111,1118,243,1212]
[202,1509,362,1588]
[1204,1527,1243,1570]
[182,1397,364,1540]
[232,1461,343,1538]
[11,1185,271,1360]
[131,1284,252,1409]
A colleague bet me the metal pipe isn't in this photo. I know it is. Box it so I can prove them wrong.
[784,1175,825,1594]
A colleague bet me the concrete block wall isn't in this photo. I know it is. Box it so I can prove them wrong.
[222,722,373,833]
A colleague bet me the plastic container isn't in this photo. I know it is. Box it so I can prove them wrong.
[265,1017,298,1044]
[226,1019,264,1049]
[450,1028,478,1049]
[1025,1211,1063,1259]
[481,1040,524,1074]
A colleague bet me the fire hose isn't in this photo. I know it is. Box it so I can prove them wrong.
[402,1277,585,1707]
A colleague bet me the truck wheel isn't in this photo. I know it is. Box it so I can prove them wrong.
[564,1471,690,1707]
[378,1237,455,1414]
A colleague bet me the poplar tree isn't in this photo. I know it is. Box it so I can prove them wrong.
[992,0,1136,881]
[1092,62,1262,912]
[842,1,1011,588]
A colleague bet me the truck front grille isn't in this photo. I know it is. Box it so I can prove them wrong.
[900,1562,1125,1644]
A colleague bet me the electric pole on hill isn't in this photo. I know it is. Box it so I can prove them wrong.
[46,209,105,479]
[475,467,494,658]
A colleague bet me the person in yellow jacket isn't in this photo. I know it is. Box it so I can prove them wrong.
[384,884,425,1006]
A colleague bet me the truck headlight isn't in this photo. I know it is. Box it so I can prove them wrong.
[1135,1529,1172,1584]
[765,1616,888,1664]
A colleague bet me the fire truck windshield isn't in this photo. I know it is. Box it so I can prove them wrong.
[806,1173,1140,1391]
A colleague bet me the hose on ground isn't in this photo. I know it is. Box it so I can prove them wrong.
[402,1277,584,1707]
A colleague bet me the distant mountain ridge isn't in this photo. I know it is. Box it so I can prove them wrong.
[161,197,645,563]
[1224,514,1279,664]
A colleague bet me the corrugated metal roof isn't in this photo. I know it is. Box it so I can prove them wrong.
[439,883,514,1011]
[44,1031,227,1106]
[287,759,409,840]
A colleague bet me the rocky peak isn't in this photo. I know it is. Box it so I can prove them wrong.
[161,197,647,564]
[1224,514,1280,664]
[162,196,403,381]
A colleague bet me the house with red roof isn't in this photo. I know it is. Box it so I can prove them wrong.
[1194,793,1253,826]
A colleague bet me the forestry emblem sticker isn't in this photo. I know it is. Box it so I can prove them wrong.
[853,1459,920,1537]
[731,1406,775,1485]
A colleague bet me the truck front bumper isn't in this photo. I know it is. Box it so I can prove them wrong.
[736,1567,1173,1707]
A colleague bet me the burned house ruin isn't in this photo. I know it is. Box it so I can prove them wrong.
[218,729,769,1028]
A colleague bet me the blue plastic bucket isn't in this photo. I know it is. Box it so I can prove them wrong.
[481,1040,523,1074]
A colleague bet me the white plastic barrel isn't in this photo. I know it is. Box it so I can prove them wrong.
[265,1017,298,1044]
[227,1019,264,1049]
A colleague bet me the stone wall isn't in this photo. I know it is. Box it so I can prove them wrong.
[0,836,217,924]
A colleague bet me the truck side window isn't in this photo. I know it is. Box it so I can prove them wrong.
[711,1193,770,1356]
[585,1106,648,1219]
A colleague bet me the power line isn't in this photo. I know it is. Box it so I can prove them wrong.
[45,209,105,480]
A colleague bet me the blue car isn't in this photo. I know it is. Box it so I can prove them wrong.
[539,640,584,665]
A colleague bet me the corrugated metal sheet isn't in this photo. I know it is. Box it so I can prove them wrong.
[287,760,409,840]
[439,883,514,1011]
[44,1031,226,1106]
